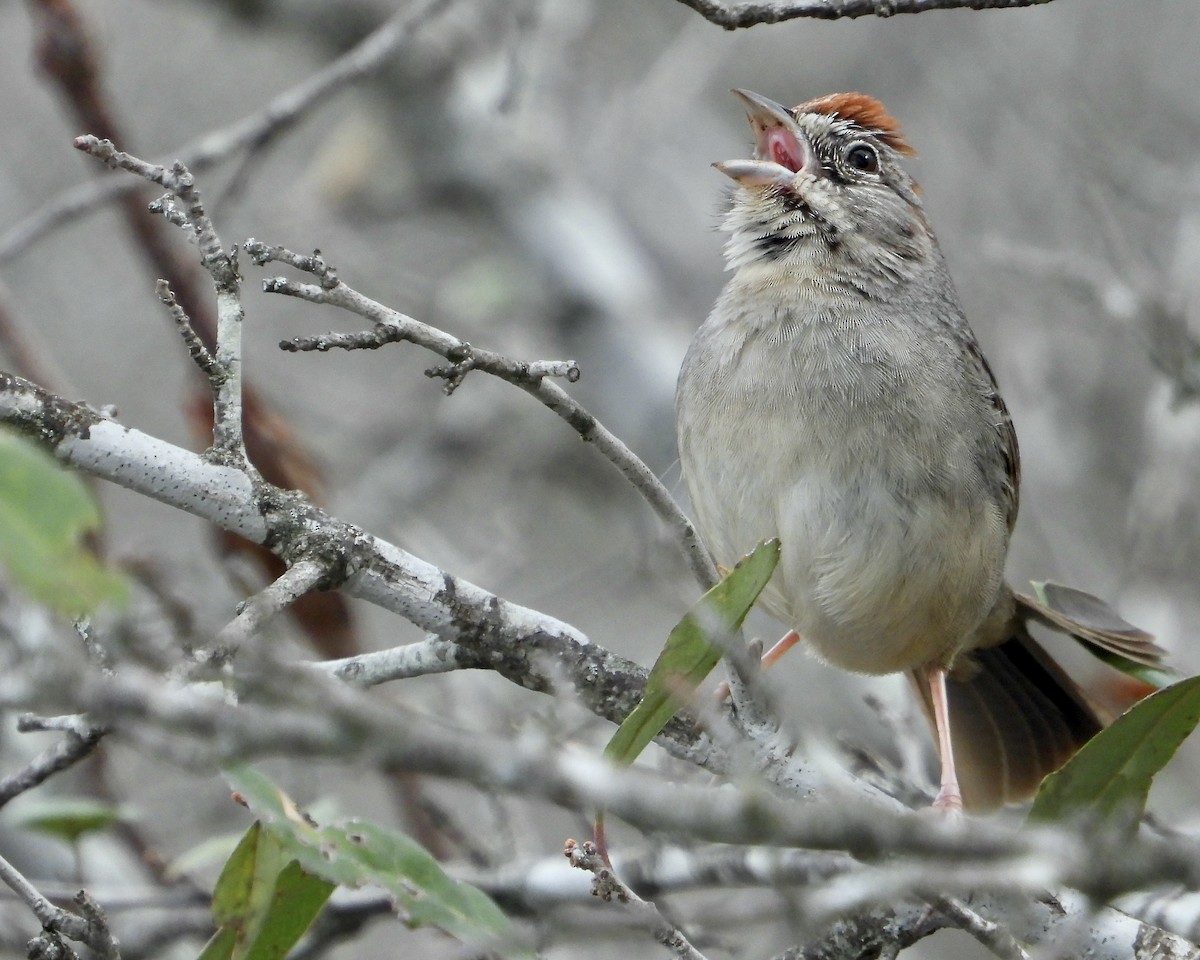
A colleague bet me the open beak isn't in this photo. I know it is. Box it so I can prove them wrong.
[714,88,817,188]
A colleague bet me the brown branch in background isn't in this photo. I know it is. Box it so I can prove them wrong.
[0,279,71,392]
[31,0,356,658]
[675,0,1055,28]
[0,0,457,264]
[32,0,216,350]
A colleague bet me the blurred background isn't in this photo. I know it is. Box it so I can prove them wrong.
[0,0,1197,957]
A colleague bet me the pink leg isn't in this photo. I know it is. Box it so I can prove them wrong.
[926,663,964,815]
[760,629,801,669]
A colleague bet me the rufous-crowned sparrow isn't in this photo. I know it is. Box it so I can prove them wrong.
[676,89,1161,811]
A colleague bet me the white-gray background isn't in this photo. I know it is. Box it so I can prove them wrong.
[0,1,1197,957]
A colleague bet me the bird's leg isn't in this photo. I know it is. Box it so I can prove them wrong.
[760,629,801,668]
[926,662,964,815]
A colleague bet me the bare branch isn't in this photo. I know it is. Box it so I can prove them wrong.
[209,558,330,655]
[928,895,1031,960]
[674,0,1054,29]
[7,654,1200,959]
[0,371,726,770]
[0,853,121,959]
[1,366,1196,954]
[256,242,582,392]
[73,138,247,460]
[0,662,1056,868]
[248,239,719,593]
[0,0,458,265]
[315,634,465,684]
[0,716,107,809]
[565,838,712,960]
[156,279,222,385]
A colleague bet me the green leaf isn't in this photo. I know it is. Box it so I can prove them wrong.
[223,767,530,959]
[242,861,335,960]
[603,539,780,768]
[1030,673,1200,824]
[10,797,132,843]
[1080,646,1179,691]
[197,926,238,960]
[198,821,334,960]
[0,429,127,614]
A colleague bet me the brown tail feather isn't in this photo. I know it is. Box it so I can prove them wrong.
[910,625,1104,811]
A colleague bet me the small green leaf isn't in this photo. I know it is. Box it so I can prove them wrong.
[197,926,238,960]
[223,767,529,959]
[10,797,132,843]
[199,821,334,960]
[1030,673,1200,824]
[1081,647,1178,690]
[211,822,282,928]
[0,429,127,614]
[604,539,780,768]
[242,861,335,960]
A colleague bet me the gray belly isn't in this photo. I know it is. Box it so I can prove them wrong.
[676,313,1009,674]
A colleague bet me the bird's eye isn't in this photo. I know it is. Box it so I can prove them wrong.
[844,143,879,173]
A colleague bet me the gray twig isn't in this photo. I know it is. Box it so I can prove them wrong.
[156,279,223,385]
[315,634,464,684]
[565,839,712,960]
[674,0,1053,29]
[0,716,107,810]
[928,895,1031,960]
[0,0,458,265]
[207,557,331,658]
[248,239,718,593]
[73,138,247,460]
[0,853,121,959]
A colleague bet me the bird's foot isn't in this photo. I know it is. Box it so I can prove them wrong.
[931,784,964,820]
[715,629,801,700]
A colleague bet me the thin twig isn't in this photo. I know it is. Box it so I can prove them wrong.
[254,243,581,392]
[73,138,247,461]
[156,280,223,385]
[247,240,718,593]
[928,895,1031,960]
[674,0,1054,29]
[208,558,331,656]
[0,717,107,809]
[565,839,712,960]
[0,853,121,959]
[315,634,464,684]
[0,0,458,265]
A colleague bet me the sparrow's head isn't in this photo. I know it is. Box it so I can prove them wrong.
[717,89,936,286]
